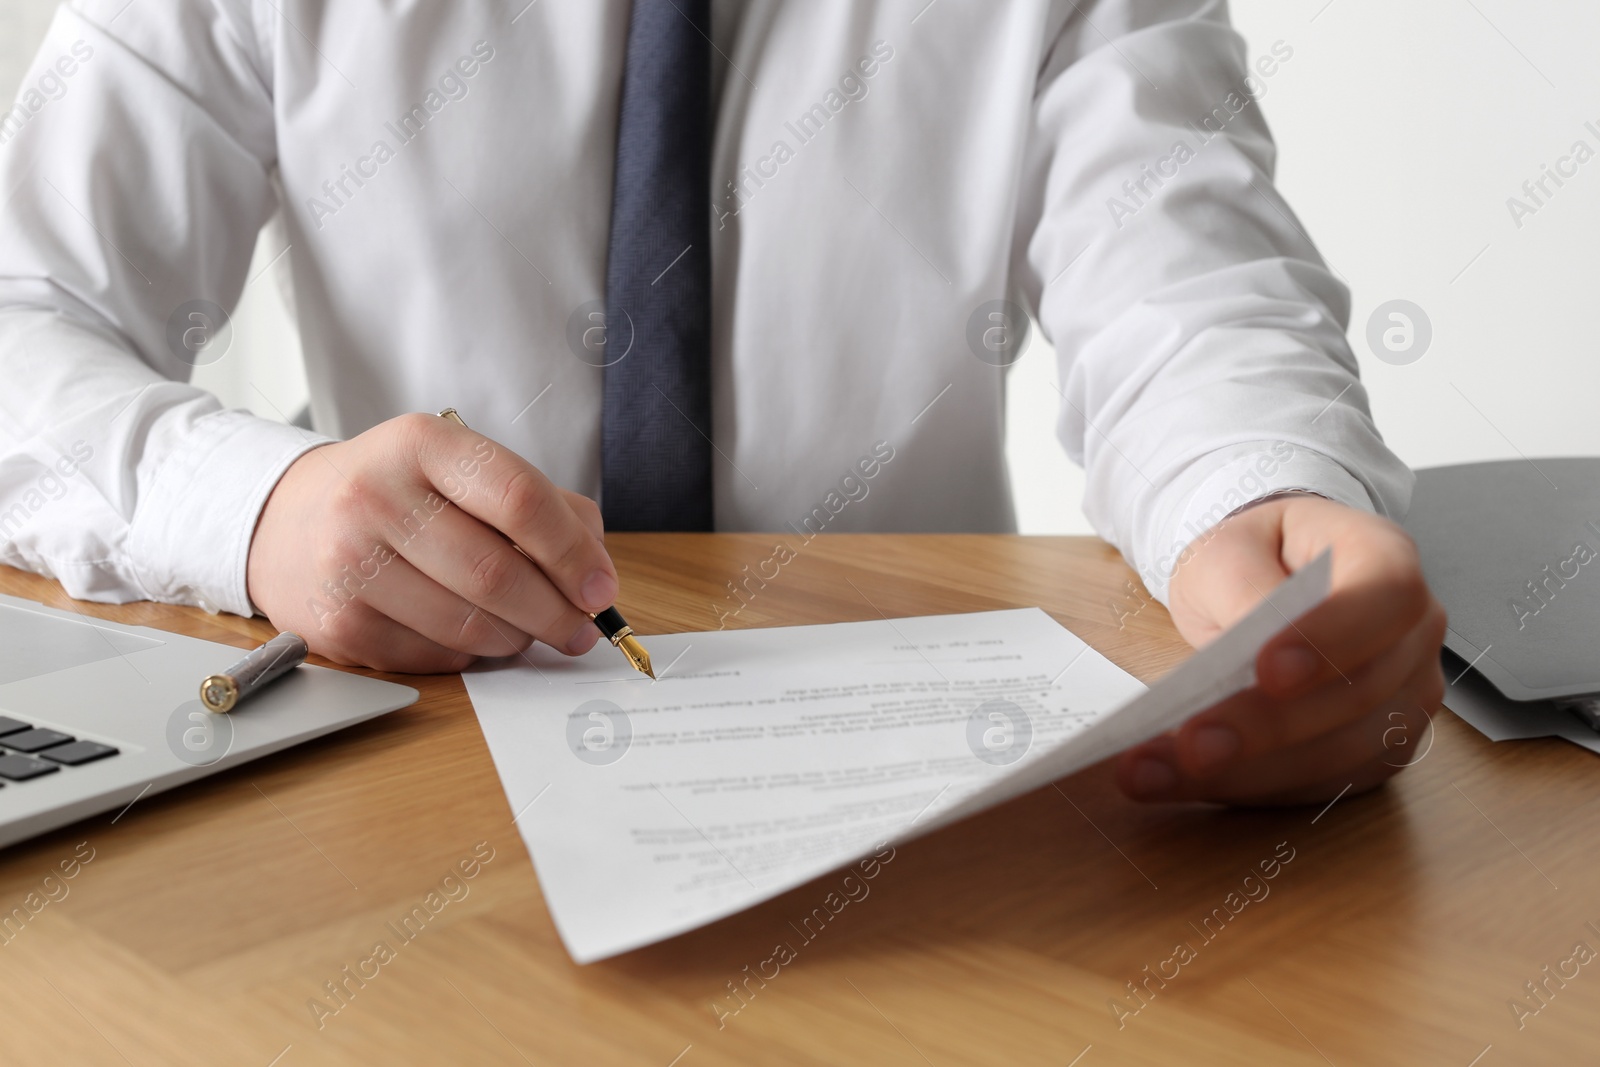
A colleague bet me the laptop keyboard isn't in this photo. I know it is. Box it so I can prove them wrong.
[0,715,119,785]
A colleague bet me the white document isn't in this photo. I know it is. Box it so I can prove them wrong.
[464,551,1331,963]
[1442,651,1600,758]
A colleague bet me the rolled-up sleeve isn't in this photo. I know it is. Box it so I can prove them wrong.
[1013,0,1413,602]
[0,0,329,615]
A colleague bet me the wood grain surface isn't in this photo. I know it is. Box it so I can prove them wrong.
[0,534,1593,1066]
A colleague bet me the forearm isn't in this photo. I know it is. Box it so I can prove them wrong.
[0,308,328,612]
[1019,0,1413,601]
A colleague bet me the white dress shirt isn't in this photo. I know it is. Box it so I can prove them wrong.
[0,0,1411,619]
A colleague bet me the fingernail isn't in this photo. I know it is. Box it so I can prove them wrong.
[566,623,600,656]
[580,570,617,611]
[1268,645,1318,688]
[1189,725,1241,769]
[1130,758,1177,798]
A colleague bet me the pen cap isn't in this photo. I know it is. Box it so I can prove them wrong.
[200,632,308,712]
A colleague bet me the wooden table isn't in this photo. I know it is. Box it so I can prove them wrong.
[0,535,1593,1066]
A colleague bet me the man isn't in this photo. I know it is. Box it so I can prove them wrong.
[0,0,1444,806]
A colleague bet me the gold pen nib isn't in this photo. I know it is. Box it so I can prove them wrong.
[590,607,653,678]
[618,633,654,679]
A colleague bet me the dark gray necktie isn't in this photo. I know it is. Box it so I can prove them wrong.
[600,0,714,531]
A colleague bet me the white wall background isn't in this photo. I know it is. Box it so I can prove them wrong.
[5,0,1598,534]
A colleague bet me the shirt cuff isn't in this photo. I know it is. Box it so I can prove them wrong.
[1134,443,1376,604]
[125,411,331,616]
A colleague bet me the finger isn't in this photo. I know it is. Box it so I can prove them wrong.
[1173,603,1446,775]
[383,498,602,656]
[1201,691,1433,804]
[560,489,605,543]
[1116,729,1184,800]
[344,551,533,658]
[412,416,618,613]
[1117,713,1389,806]
[1120,669,1438,805]
[1160,704,1421,806]
[308,599,478,674]
[1257,519,1434,697]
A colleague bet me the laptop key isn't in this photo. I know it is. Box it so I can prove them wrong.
[0,715,32,736]
[39,741,118,766]
[0,728,74,753]
[0,754,58,780]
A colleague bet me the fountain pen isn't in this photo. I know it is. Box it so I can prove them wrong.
[437,408,654,678]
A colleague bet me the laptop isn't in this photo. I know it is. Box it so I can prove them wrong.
[0,592,418,849]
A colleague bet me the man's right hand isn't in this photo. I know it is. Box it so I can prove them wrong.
[245,413,619,673]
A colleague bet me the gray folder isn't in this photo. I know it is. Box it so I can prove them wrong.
[1403,457,1600,701]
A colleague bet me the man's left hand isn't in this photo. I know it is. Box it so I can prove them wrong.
[1115,493,1447,805]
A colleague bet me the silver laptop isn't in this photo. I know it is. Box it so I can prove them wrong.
[0,592,417,848]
